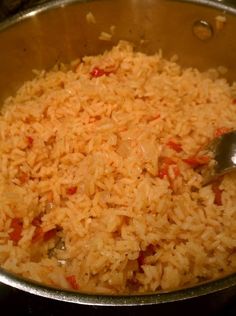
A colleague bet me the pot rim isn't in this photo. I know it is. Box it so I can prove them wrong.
[0,0,236,32]
[1,267,236,306]
[0,0,236,306]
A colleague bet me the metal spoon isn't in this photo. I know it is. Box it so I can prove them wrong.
[202,131,236,184]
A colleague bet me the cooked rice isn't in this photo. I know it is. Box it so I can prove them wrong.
[215,15,227,31]
[86,11,96,24]
[110,25,116,35]
[99,31,112,41]
[0,41,236,294]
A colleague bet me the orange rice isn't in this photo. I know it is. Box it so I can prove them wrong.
[0,41,236,294]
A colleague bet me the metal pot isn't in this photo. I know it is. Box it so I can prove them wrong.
[0,0,236,308]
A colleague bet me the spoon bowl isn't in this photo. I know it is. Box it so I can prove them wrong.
[203,131,236,184]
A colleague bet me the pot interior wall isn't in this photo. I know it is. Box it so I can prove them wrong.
[0,0,235,103]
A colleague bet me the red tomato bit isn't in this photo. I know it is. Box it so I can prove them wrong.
[43,228,58,242]
[167,140,183,153]
[162,157,176,166]
[9,218,23,245]
[214,127,231,138]
[147,114,160,122]
[137,251,145,268]
[66,186,77,195]
[173,165,180,177]
[183,156,210,168]
[159,168,168,179]
[232,99,236,104]
[66,275,79,290]
[158,157,176,179]
[26,136,34,148]
[90,67,111,78]
[212,177,223,206]
[32,225,59,243]
[31,213,43,227]
[32,226,44,243]
[18,171,29,184]
[126,277,140,291]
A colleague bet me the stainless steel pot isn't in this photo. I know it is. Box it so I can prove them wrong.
[0,0,236,307]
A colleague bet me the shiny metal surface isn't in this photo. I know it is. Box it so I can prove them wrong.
[203,131,236,183]
[0,0,236,103]
[1,266,236,306]
[0,0,236,306]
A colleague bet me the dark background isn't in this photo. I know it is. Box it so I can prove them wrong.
[0,0,236,315]
[0,0,47,21]
[0,281,236,316]
[0,0,235,21]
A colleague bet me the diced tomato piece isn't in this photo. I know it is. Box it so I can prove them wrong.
[32,225,58,243]
[9,218,23,245]
[32,226,44,243]
[162,157,175,165]
[214,127,231,138]
[212,177,223,206]
[24,116,33,124]
[167,140,183,153]
[90,67,110,78]
[173,165,180,177]
[66,275,79,290]
[59,81,65,89]
[18,171,29,184]
[89,115,101,123]
[232,99,236,104]
[43,228,57,242]
[161,158,176,168]
[158,157,177,179]
[158,167,169,179]
[145,244,156,255]
[137,251,145,268]
[66,186,77,195]
[147,114,160,122]
[213,187,222,206]
[26,136,34,148]
[183,156,210,168]
[126,277,140,291]
[31,213,43,227]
